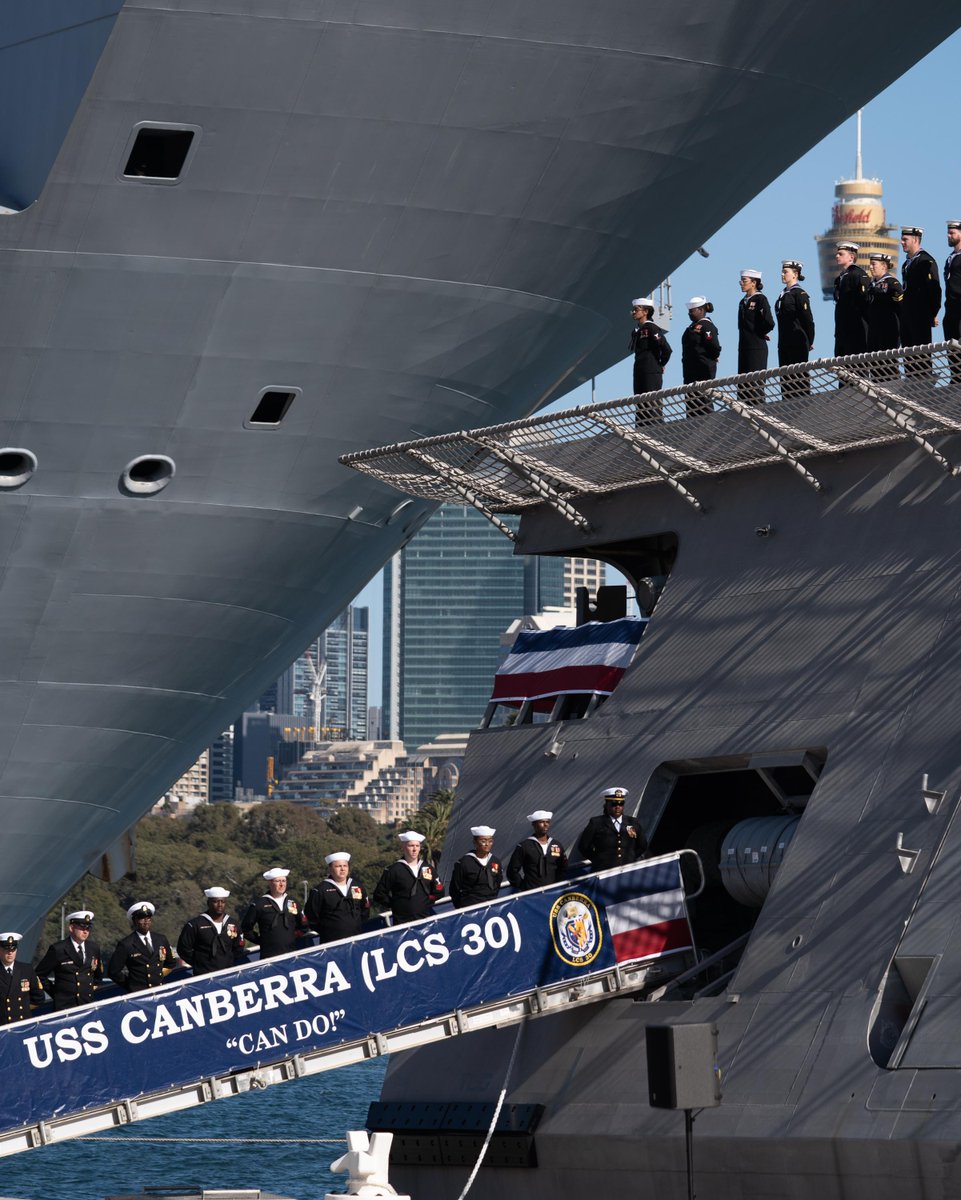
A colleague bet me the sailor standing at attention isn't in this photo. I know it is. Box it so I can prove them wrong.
[307,852,371,943]
[108,901,176,991]
[775,260,815,370]
[449,826,503,909]
[177,887,245,976]
[240,867,306,959]
[577,788,648,871]
[0,933,44,1024]
[35,910,102,1010]
[943,221,961,343]
[865,253,903,378]
[899,226,941,376]
[629,297,672,401]
[507,810,568,891]
[373,831,445,925]
[681,296,721,418]
[833,242,869,358]
[736,269,774,404]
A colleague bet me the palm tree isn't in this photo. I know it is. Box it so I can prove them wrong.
[415,789,455,864]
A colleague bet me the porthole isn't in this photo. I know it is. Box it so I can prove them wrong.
[122,124,199,182]
[0,448,37,488]
[121,455,175,496]
[245,388,299,429]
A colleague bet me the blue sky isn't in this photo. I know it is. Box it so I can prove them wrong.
[357,29,961,704]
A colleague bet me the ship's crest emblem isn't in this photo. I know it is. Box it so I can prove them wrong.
[549,892,602,967]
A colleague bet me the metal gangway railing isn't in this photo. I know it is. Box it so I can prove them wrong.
[0,855,700,1158]
[340,342,961,531]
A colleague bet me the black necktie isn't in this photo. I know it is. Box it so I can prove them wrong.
[77,944,84,965]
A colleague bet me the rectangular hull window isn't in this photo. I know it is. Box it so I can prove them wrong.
[123,128,196,179]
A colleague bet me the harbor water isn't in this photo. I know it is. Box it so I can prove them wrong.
[0,1060,386,1200]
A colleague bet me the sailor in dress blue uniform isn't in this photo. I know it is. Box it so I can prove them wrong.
[450,826,503,909]
[177,887,245,975]
[35,909,103,1010]
[0,932,44,1024]
[507,810,568,890]
[241,867,307,959]
[373,831,445,924]
[307,852,371,943]
[108,901,176,991]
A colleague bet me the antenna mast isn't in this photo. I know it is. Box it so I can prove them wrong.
[855,109,863,179]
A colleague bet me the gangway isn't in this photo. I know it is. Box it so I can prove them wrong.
[0,854,700,1158]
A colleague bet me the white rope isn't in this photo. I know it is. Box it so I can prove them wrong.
[454,1020,526,1200]
[77,1135,345,1144]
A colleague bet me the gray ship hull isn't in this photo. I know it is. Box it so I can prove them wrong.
[1,1,958,936]
[370,353,961,1196]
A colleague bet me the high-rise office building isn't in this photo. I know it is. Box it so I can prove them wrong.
[564,557,606,607]
[383,504,566,746]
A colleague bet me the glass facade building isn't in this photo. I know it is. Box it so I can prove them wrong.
[383,505,566,746]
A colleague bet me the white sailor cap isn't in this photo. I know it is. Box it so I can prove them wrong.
[901,226,924,237]
[631,297,655,309]
[526,810,553,822]
[602,787,629,800]
[203,887,230,899]
[325,851,351,865]
[0,933,22,949]
[398,831,425,843]
[470,825,496,838]
[262,867,289,880]
[836,241,859,253]
[687,295,709,309]
[127,901,155,919]
[739,269,762,280]
[67,910,94,924]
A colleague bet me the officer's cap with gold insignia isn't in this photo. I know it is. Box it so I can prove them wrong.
[67,910,94,926]
[470,826,496,838]
[262,867,289,880]
[127,901,155,920]
[0,933,22,951]
[526,810,553,822]
[603,787,629,800]
[325,851,351,864]
[901,226,924,238]
[398,831,425,843]
[203,887,230,899]
[836,242,859,253]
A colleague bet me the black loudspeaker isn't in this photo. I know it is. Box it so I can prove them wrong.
[646,1023,721,1109]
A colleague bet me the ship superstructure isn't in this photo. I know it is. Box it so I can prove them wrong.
[0,1,959,943]
[347,342,961,1197]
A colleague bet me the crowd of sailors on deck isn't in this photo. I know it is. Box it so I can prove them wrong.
[630,222,961,401]
[0,787,647,1022]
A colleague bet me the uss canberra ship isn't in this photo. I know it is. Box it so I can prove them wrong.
[0,1,958,944]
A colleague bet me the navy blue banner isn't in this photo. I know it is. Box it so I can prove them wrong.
[1,857,690,1133]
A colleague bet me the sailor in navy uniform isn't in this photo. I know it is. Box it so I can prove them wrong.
[776,260,814,361]
[35,910,103,1010]
[0,932,44,1024]
[865,253,903,378]
[306,852,371,944]
[507,810,568,891]
[241,866,306,959]
[577,787,648,871]
[737,269,774,404]
[630,296,672,409]
[177,887,245,976]
[109,901,176,991]
[373,831,445,925]
[449,826,503,909]
[943,221,961,344]
[900,226,941,375]
[833,242,869,358]
[681,296,721,416]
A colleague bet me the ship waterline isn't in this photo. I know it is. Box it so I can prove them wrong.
[1,0,958,939]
